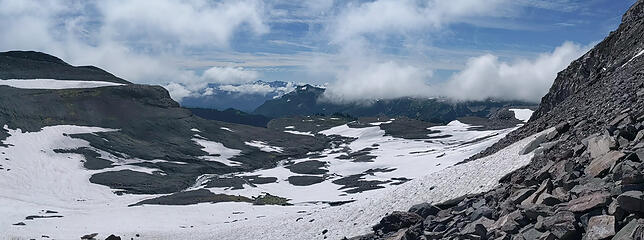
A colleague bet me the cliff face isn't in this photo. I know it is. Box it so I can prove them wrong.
[356,1,644,239]
[532,0,644,120]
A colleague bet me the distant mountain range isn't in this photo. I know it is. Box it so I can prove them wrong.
[180,80,296,112]
[254,84,537,124]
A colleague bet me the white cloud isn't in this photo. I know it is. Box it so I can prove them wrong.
[98,0,268,47]
[216,82,295,96]
[319,0,511,103]
[0,0,268,98]
[203,67,259,84]
[331,0,510,42]
[442,41,589,102]
[322,60,434,103]
[164,83,192,101]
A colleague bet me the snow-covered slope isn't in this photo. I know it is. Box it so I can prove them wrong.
[149,128,554,240]
[1,116,540,239]
[0,79,124,89]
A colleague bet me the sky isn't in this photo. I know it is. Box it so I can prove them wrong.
[0,0,636,103]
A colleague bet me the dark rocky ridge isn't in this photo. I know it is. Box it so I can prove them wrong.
[352,1,644,239]
[0,72,328,195]
[0,51,129,84]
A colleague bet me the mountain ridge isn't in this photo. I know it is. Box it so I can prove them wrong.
[0,51,130,84]
[255,84,537,124]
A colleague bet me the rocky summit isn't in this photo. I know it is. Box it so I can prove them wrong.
[352,1,644,240]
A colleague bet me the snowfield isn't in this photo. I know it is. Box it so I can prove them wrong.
[0,79,125,89]
[0,116,548,240]
[152,128,555,240]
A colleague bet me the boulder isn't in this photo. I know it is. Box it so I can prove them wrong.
[613,160,644,185]
[491,210,524,234]
[520,226,544,240]
[535,193,561,206]
[409,203,441,218]
[585,151,625,177]
[612,218,644,240]
[521,133,550,155]
[523,205,554,220]
[573,144,587,156]
[373,211,423,234]
[461,217,494,236]
[555,122,571,134]
[584,215,614,240]
[565,192,610,213]
[538,232,557,240]
[105,235,122,240]
[535,211,577,239]
[616,191,644,214]
[534,161,555,182]
[632,130,644,146]
[637,149,644,161]
[522,180,553,206]
[608,113,630,133]
[511,188,536,204]
[586,134,616,159]
[81,233,99,240]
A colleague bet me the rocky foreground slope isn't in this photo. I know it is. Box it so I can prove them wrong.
[354,1,644,239]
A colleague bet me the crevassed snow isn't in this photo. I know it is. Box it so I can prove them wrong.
[0,79,124,89]
[284,126,295,129]
[244,141,284,153]
[193,138,242,166]
[190,128,201,132]
[509,109,534,123]
[283,130,314,136]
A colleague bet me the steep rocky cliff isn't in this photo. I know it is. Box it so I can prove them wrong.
[354,1,644,239]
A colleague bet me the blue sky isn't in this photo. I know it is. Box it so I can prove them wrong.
[0,0,636,102]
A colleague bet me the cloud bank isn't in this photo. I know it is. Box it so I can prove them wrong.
[0,0,268,101]
[442,41,589,102]
[0,0,599,103]
[203,67,259,85]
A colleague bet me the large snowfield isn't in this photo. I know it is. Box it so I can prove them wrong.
[0,110,547,240]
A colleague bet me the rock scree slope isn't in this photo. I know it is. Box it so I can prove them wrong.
[354,1,644,239]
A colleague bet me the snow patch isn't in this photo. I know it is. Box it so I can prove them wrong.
[220,127,234,132]
[193,138,242,166]
[509,109,534,123]
[622,49,644,67]
[0,79,124,89]
[244,141,284,153]
[369,120,392,126]
[283,130,314,136]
